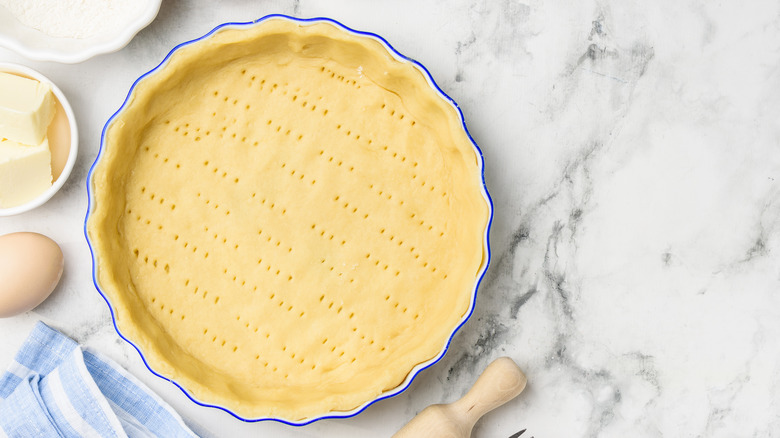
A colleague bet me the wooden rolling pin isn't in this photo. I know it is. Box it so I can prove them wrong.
[393,357,527,438]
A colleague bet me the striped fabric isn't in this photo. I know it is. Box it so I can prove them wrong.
[0,322,198,438]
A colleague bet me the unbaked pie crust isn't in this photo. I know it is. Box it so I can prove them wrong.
[88,18,489,421]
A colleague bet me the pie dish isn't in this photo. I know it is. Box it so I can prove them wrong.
[86,15,492,424]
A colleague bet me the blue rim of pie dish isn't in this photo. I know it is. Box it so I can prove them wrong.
[84,14,494,426]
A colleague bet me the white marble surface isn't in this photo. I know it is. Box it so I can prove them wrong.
[2,0,780,436]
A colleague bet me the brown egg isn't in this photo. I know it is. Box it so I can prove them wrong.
[0,232,64,318]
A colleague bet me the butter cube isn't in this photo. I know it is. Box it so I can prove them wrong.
[0,138,52,208]
[0,72,55,146]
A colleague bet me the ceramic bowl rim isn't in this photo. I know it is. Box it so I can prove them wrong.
[0,0,162,63]
[0,63,79,217]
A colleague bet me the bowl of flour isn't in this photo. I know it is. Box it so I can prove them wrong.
[0,0,161,63]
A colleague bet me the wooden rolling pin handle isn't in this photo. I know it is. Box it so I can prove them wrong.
[451,357,527,427]
[393,357,527,438]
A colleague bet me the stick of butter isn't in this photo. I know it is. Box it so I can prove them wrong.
[0,138,52,208]
[0,72,55,146]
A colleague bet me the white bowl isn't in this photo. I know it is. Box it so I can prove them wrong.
[0,63,78,216]
[0,1,161,63]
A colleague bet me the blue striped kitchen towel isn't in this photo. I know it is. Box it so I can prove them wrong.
[0,321,199,438]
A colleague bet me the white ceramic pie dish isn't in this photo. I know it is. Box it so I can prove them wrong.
[0,63,78,216]
[0,0,161,63]
[85,14,494,425]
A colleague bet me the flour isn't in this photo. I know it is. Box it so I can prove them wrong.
[0,0,146,39]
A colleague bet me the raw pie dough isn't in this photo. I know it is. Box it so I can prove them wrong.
[88,18,489,421]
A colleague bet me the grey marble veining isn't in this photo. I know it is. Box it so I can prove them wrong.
[1,0,779,436]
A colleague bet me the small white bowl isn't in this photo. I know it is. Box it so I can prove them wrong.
[0,63,78,216]
[0,0,161,63]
